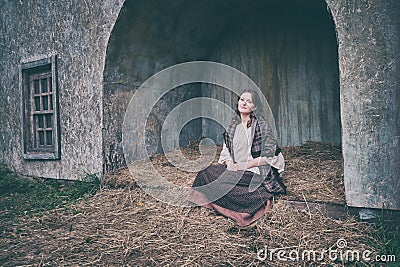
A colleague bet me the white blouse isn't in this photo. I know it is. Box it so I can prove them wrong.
[218,123,285,174]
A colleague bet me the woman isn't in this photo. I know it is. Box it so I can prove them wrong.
[187,89,286,227]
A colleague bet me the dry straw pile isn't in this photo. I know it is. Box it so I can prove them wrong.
[6,142,378,266]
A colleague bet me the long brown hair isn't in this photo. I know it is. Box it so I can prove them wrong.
[234,89,262,127]
[235,89,262,114]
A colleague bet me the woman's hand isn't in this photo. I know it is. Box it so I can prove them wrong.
[225,160,238,171]
[225,161,248,171]
[233,158,268,170]
[235,162,249,171]
[225,158,267,171]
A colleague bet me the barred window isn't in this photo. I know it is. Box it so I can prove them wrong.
[20,56,60,159]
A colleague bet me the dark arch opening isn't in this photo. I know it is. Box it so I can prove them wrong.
[102,0,340,172]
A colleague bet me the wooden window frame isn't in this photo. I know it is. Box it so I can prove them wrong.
[20,56,61,160]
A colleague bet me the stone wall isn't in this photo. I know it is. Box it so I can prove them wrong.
[0,0,124,179]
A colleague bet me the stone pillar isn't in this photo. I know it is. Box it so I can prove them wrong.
[328,0,400,210]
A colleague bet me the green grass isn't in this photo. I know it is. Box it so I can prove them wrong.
[0,163,100,220]
[0,164,101,265]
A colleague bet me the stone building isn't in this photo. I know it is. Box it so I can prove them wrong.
[0,0,399,211]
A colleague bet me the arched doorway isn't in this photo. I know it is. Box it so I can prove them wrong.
[102,0,340,172]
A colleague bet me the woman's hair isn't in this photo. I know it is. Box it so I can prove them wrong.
[235,89,262,116]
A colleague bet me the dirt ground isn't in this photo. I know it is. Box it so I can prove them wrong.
[0,142,385,266]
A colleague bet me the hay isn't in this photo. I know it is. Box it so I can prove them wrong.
[103,140,345,204]
[4,189,376,266]
[3,142,377,266]
[280,141,345,204]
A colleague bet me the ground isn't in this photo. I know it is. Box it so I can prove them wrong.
[0,143,398,266]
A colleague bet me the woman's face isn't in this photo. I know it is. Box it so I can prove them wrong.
[237,92,256,115]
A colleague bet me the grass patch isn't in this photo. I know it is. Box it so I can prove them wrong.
[0,164,100,220]
[0,164,100,265]
[372,211,400,265]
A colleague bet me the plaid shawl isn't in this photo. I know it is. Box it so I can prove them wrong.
[223,114,286,194]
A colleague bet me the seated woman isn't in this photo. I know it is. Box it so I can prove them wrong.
[187,89,286,227]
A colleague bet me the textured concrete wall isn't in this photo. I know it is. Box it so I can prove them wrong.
[327,0,400,210]
[0,0,124,179]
